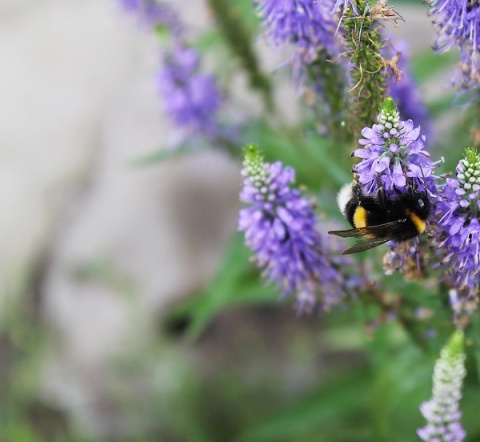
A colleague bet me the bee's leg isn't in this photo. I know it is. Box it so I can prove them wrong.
[392,185,403,196]
[375,175,388,206]
[351,182,363,201]
[407,176,418,192]
[401,177,417,199]
[350,183,378,212]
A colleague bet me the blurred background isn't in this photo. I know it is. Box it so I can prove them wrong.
[0,1,474,441]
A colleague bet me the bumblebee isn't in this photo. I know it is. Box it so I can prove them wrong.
[328,182,431,255]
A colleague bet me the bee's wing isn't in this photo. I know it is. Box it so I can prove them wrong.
[328,227,371,239]
[328,219,407,255]
[341,237,390,254]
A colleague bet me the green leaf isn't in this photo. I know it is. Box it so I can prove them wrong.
[128,143,197,167]
[235,369,371,442]
[243,120,351,190]
[193,28,224,53]
[303,136,352,186]
[410,49,458,83]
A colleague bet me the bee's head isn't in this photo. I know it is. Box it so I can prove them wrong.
[401,179,431,220]
[411,190,431,220]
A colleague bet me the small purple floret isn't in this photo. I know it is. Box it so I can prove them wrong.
[157,45,223,138]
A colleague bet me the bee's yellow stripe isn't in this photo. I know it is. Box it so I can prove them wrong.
[353,206,368,228]
[407,210,426,234]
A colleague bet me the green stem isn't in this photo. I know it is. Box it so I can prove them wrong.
[206,0,274,112]
[305,50,350,144]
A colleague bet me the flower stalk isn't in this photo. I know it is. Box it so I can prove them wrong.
[341,0,402,139]
[417,330,467,442]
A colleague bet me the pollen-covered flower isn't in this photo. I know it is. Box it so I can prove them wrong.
[254,0,338,63]
[383,240,431,280]
[430,0,480,90]
[417,330,466,442]
[238,145,352,311]
[435,148,480,306]
[156,45,223,139]
[352,97,435,196]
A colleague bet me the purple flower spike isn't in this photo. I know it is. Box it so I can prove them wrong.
[418,331,466,442]
[116,0,226,140]
[238,145,352,311]
[435,148,480,308]
[352,97,435,197]
[157,45,223,139]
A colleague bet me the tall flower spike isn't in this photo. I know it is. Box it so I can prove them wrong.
[417,330,466,442]
[435,148,480,312]
[430,0,480,90]
[238,145,351,311]
[117,0,228,144]
[254,0,348,140]
[352,97,435,197]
